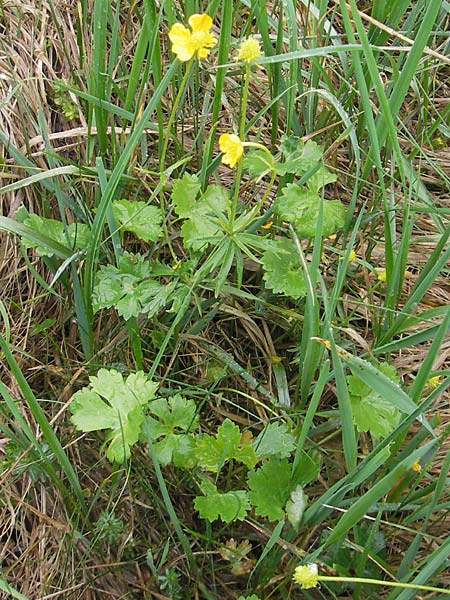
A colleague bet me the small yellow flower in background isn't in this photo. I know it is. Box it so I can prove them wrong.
[237,37,262,63]
[376,269,387,283]
[427,375,441,389]
[411,461,422,473]
[293,564,319,589]
[219,133,244,168]
[168,14,217,62]
[261,221,272,230]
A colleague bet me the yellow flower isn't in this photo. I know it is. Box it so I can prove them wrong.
[219,133,244,168]
[237,37,262,63]
[293,564,319,589]
[376,269,387,283]
[427,375,440,389]
[168,14,217,62]
[411,461,422,473]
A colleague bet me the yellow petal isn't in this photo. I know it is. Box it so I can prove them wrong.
[168,23,195,62]
[219,133,244,168]
[188,13,213,33]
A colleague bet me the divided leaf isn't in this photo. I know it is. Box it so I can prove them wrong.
[93,252,176,320]
[70,369,158,463]
[261,237,307,298]
[113,199,163,242]
[248,457,295,521]
[348,363,402,439]
[22,214,90,257]
[171,173,201,218]
[243,150,275,178]
[194,479,250,523]
[275,183,345,238]
[252,423,296,458]
[144,395,198,467]
[196,419,257,472]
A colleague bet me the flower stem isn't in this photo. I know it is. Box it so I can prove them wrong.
[229,63,251,228]
[160,59,194,174]
[318,576,450,595]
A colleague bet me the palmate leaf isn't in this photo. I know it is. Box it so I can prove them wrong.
[172,174,230,251]
[195,419,257,473]
[93,252,176,320]
[243,150,275,178]
[252,423,296,458]
[113,199,163,242]
[347,363,402,439]
[143,395,198,467]
[22,214,90,257]
[275,183,345,238]
[247,457,294,521]
[261,237,307,299]
[70,369,158,463]
[194,479,250,523]
[277,138,324,176]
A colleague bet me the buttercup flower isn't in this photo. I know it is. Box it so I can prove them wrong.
[293,564,319,589]
[168,14,217,62]
[219,133,244,168]
[237,37,262,63]
[377,269,387,283]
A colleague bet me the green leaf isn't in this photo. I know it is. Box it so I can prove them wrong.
[261,237,307,298]
[93,252,175,320]
[348,363,402,439]
[144,395,198,467]
[252,423,296,458]
[201,184,230,214]
[194,479,250,523]
[180,213,223,251]
[248,457,293,521]
[196,419,257,472]
[22,214,89,257]
[277,138,324,176]
[243,150,275,178]
[112,199,163,242]
[285,484,307,530]
[171,173,201,218]
[306,166,337,193]
[275,184,345,238]
[292,450,321,486]
[70,369,158,463]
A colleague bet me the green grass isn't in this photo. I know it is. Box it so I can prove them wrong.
[0,0,449,598]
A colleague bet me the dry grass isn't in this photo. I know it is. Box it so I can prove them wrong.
[1,0,449,598]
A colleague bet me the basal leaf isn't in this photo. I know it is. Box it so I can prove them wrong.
[276,184,345,238]
[196,419,257,472]
[243,150,275,178]
[93,253,175,320]
[113,199,163,242]
[347,361,402,439]
[252,423,296,458]
[180,213,223,251]
[248,457,293,521]
[306,166,337,193]
[143,395,199,467]
[70,369,158,463]
[194,479,250,523]
[261,237,307,298]
[22,214,89,257]
[201,184,230,214]
[171,173,201,218]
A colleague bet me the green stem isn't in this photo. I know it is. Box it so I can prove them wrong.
[159,59,193,261]
[318,576,450,595]
[229,63,251,228]
[160,58,194,173]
